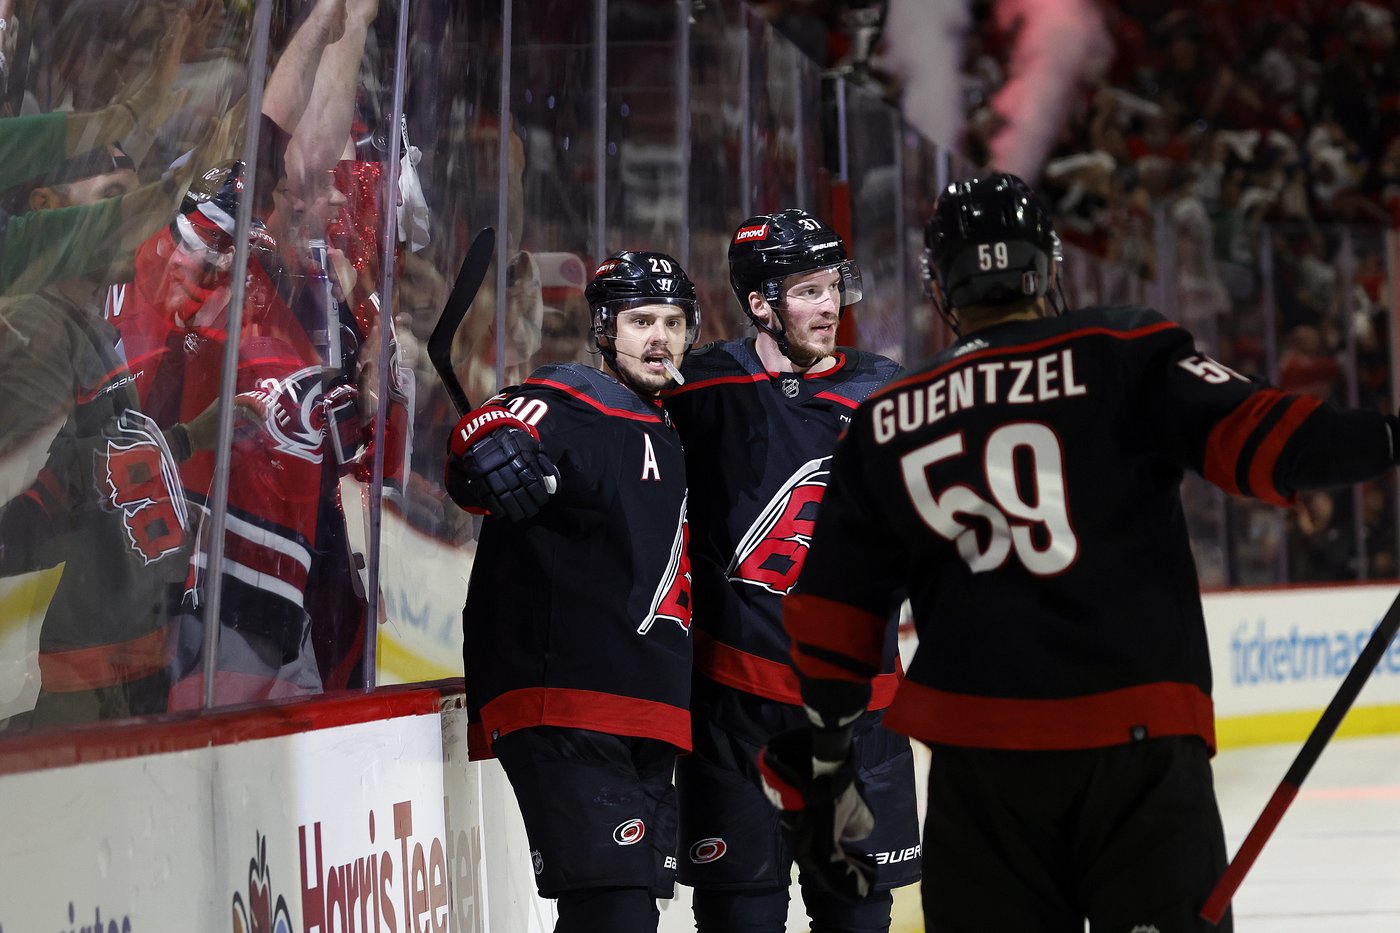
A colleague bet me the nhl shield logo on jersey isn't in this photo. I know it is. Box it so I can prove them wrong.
[781,376,800,399]
[727,457,829,595]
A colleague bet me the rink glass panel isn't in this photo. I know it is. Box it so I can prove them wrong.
[1,0,1398,738]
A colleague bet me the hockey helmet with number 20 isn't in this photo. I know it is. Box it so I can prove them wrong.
[585,250,701,350]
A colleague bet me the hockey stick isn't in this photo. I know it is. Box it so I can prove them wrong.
[427,226,496,416]
[1200,586,1400,925]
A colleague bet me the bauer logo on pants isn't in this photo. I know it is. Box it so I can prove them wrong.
[613,818,645,845]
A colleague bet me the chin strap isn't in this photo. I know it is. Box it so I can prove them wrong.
[752,301,827,370]
[930,289,962,338]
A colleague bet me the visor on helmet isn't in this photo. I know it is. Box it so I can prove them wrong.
[593,296,701,348]
[762,260,864,309]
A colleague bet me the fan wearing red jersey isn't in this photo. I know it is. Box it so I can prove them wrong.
[445,251,699,933]
[772,173,1400,933]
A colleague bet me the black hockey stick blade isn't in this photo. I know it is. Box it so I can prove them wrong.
[428,226,496,416]
[1200,585,1400,925]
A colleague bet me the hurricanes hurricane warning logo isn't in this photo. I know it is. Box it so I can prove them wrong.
[231,832,293,933]
[727,457,829,595]
[98,409,189,565]
[242,365,326,464]
[639,494,692,634]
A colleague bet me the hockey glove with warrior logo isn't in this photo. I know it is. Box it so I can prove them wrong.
[758,725,877,903]
[445,404,559,521]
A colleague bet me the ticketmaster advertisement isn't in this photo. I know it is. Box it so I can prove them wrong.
[1204,584,1400,745]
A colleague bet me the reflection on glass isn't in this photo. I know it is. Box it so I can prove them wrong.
[1,0,1396,740]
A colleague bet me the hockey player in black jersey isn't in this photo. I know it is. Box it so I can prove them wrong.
[444,250,697,933]
[759,173,1400,932]
[664,210,920,932]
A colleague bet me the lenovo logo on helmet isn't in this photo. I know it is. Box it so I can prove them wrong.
[594,259,620,276]
[734,224,769,243]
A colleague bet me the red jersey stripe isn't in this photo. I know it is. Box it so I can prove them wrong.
[875,320,1179,398]
[526,377,666,422]
[667,372,767,396]
[1246,394,1322,505]
[37,624,171,692]
[222,530,310,591]
[694,629,900,709]
[790,646,869,684]
[474,686,692,758]
[785,593,887,670]
[1203,389,1295,502]
[882,680,1216,752]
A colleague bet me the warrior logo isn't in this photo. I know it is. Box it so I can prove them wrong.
[689,837,727,864]
[613,819,646,846]
[98,409,189,565]
[639,494,692,635]
[727,457,829,595]
[242,365,326,464]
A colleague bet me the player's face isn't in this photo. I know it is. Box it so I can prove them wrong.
[608,304,689,396]
[155,227,231,324]
[776,267,842,361]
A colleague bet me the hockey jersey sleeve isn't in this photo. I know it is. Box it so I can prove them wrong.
[1142,323,1396,506]
[784,417,906,723]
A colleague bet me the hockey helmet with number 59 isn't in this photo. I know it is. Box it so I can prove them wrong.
[923,172,1060,313]
[585,250,701,348]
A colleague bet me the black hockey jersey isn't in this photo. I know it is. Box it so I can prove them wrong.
[665,338,901,706]
[463,363,692,758]
[787,306,1397,752]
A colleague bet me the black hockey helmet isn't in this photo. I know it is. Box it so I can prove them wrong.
[727,208,863,324]
[922,172,1060,314]
[171,160,278,272]
[585,250,701,349]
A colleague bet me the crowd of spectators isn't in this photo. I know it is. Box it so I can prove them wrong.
[0,0,409,729]
[759,0,1400,582]
[953,0,1400,585]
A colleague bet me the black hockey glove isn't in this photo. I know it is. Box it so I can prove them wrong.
[445,405,559,521]
[758,726,877,903]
